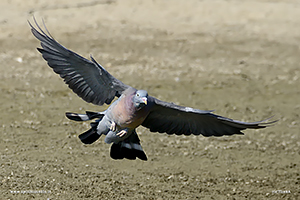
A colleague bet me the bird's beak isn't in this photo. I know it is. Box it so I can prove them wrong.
[141,97,147,105]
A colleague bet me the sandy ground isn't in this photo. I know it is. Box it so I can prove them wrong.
[1,0,299,199]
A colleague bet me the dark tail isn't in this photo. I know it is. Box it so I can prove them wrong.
[66,111,104,144]
[110,131,147,161]
[66,111,104,121]
[78,121,101,144]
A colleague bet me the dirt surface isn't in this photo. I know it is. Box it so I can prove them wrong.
[1,0,299,199]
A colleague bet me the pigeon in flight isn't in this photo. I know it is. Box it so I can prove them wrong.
[29,19,276,161]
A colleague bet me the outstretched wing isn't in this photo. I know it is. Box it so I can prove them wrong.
[142,97,277,136]
[29,18,129,106]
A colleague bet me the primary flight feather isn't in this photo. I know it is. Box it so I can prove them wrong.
[29,18,276,161]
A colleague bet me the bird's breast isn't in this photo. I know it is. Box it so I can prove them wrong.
[113,104,149,129]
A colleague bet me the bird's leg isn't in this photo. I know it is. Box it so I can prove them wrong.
[116,128,128,138]
[110,121,116,132]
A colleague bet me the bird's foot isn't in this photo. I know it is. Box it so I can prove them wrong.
[116,129,128,138]
[110,121,116,132]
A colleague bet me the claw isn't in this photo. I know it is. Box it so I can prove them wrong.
[110,121,116,132]
[116,130,127,138]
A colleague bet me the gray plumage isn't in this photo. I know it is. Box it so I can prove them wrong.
[29,18,277,161]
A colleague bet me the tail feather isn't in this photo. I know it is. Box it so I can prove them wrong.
[65,111,104,144]
[86,111,104,120]
[79,128,101,144]
[66,111,104,121]
[110,131,147,161]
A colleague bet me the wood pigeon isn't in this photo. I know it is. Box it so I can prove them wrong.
[29,19,277,161]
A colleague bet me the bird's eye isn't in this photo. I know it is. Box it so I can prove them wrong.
[137,93,139,97]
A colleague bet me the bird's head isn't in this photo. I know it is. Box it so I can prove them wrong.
[133,90,148,109]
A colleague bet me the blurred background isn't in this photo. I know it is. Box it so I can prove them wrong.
[0,0,299,199]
